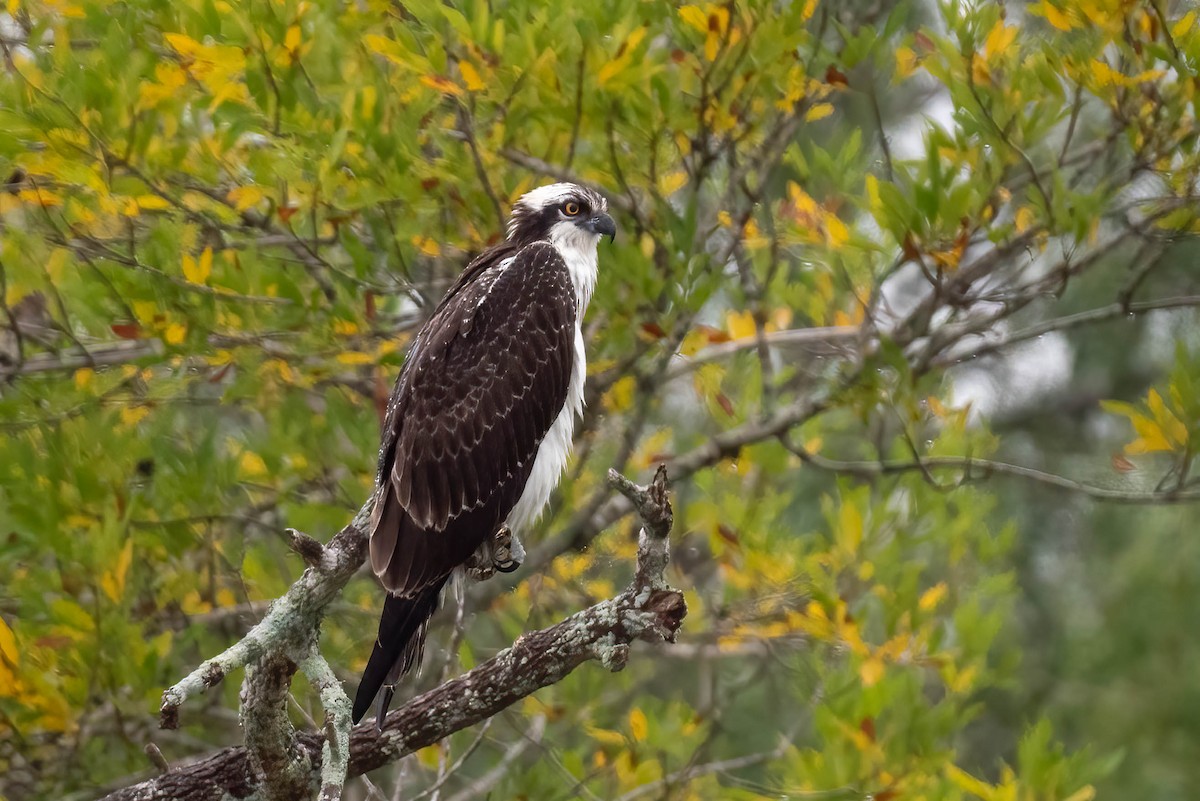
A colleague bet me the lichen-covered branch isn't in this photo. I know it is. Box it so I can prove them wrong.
[101,468,683,801]
[240,653,309,801]
[158,501,373,730]
[299,652,352,801]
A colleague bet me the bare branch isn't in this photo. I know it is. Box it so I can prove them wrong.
[785,443,1200,504]
[441,716,546,801]
[936,295,1200,368]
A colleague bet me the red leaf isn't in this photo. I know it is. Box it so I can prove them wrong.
[208,363,233,384]
[825,65,849,87]
[111,322,142,339]
[277,205,300,222]
[914,31,935,52]
[1111,452,1136,473]
[902,232,922,261]
[365,290,377,321]
[859,717,876,742]
[36,635,74,649]
[421,177,440,191]
[717,524,740,547]
[697,324,731,343]
[640,321,667,339]
[716,393,735,416]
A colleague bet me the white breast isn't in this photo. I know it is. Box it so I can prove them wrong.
[504,327,586,535]
[504,228,599,536]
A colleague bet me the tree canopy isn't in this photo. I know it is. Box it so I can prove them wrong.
[2,0,1199,799]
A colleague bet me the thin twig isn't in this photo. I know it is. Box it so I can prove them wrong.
[784,441,1200,504]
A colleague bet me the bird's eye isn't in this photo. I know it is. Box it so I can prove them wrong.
[563,201,581,216]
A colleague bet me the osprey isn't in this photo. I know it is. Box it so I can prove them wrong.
[352,182,616,725]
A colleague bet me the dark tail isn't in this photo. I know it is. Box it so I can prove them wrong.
[352,576,449,726]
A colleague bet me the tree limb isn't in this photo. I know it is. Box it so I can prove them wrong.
[102,467,683,801]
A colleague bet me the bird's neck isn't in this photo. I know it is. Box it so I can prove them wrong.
[546,227,599,313]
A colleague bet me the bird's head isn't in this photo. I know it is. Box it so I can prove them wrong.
[506,182,617,247]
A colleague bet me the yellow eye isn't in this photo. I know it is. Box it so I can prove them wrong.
[563,201,580,216]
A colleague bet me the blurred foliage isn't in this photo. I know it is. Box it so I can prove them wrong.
[1,0,1198,799]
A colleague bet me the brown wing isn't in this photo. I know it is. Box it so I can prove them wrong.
[369,241,577,596]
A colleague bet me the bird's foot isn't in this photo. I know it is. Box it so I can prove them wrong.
[492,526,523,573]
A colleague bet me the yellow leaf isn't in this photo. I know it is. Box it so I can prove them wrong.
[416,743,441,769]
[337,351,375,365]
[420,74,464,97]
[164,322,187,345]
[1147,388,1188,447]
[838,501,863,553]
[918,582,948,611]
[946,663,978,694]
[411,235,441,257]
[805,102,834,122]
[678,5,708,33]
[1063,786,1097,801]
[1014,206,1035,233]
[101,538,134,603]
[285,24,301,52]
[824,213,849,248]
[459,60,486,92]
[597,57,629,87]
[1038,1,1074,31]
[587,726,627,746]
[164,32,202,57]
[136,194,172,211]
[859,656,884,687]
[984,20,1017,60]
[120,405,150,427]
[227,185,264,212]
[946,764,996,799]
[238,451,268,479]
[726,309,756,340]
[182,247,213,284]
[704,30,719,62]
[679,328,709,357]
[602,375,637,412]
[1090,59,1127,87]
[363,32,433,71]
[894,46,918,78]
[1172,10,1196,39]
[628,707,648,741]
[801,0,818,21]
[659,170,688,196]
[74,368,94,390]
[0,616,18,667]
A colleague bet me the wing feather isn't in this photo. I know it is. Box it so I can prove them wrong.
[369,241,577,596]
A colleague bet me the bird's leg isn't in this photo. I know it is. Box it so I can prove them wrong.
[463,543,496,582]
[492,526,522,573]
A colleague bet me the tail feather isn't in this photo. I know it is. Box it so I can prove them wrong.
[352,576,449,726]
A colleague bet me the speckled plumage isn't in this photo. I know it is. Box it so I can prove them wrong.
[353,184,614,725]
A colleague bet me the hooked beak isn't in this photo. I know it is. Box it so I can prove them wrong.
[585,212,617,243]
